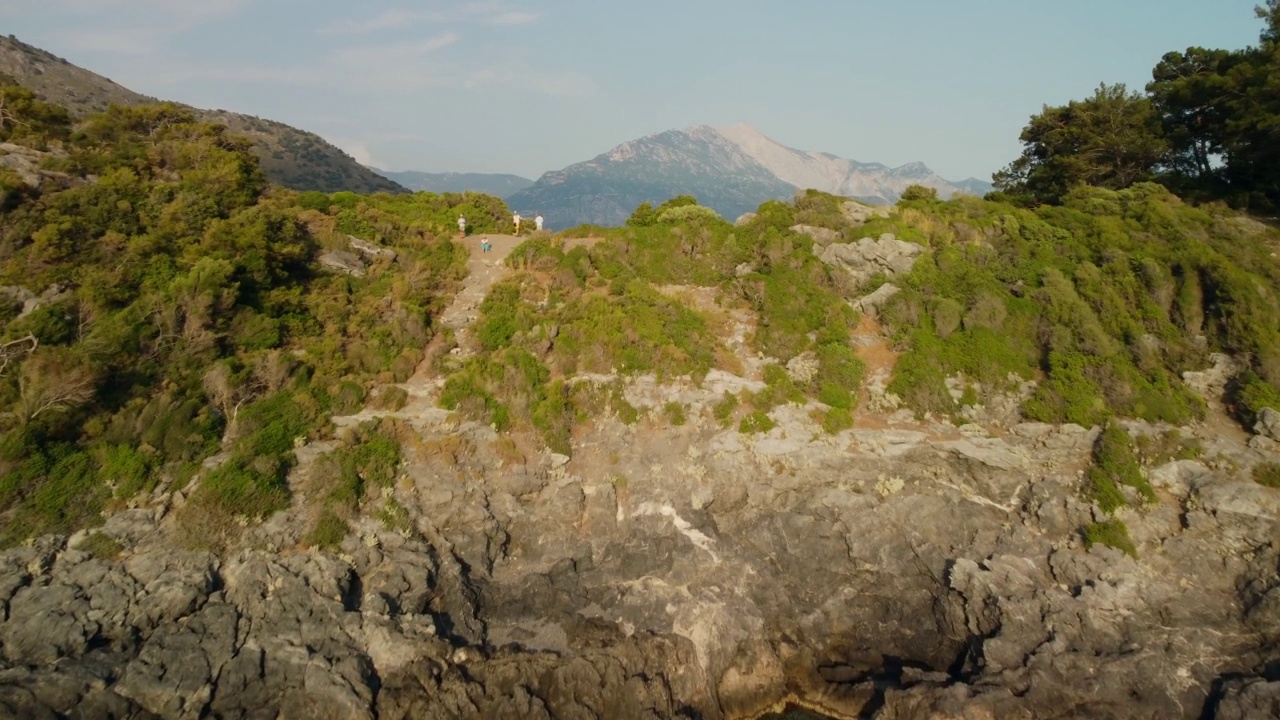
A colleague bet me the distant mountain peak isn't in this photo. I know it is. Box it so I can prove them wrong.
[508,124,993,230]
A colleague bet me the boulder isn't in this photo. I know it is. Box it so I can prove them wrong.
[840,200,890,226]
[854,282,900,316]
[319,250,367,277]
[790,224,839,246]
[819,233,927,287]
[1254,406,1280,442]
[348,236,398,262]
[733,212,756,227]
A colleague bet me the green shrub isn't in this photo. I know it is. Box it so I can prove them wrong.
[1086,467,1129,514]
[1232,371,1280,424]
[375,497,414,533]
[712,392,739,427]
[739,411,776,434]
[97,443,156,499]
[609,382,640,424]
[79,531,124,559]
[1083,519,1137,558]
[372,386,409,411]
[664,401,687,426]
[197,458,289,519]
[1087,422,1154,510]
[818,383,853,410]
[823,407,854,434]
[1133,429,1203,465]
[306,508,349,549]
[1254,462,1280,489]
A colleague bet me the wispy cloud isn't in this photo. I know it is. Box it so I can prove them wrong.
[15,0,247,54]
[488,11,539,26]
[331,33,460,66]
[318,2,540,35]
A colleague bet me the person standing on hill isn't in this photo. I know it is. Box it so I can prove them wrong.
[535,213,544,232]
[457,216,466,238]
[513,212,522,236]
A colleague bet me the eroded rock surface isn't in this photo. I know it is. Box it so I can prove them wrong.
[819,233,926,288]
[2,405,1277,720]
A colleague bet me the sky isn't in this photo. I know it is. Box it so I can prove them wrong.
[0,0,1268,182]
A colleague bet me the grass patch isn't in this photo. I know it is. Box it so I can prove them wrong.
[822,407,854,434]
[739,411,776,434]
[1087,422,1155,512]
[375,497,414,534]
[1254,462,1280,489]
[78,531,124,560]
[372,386,410,411]
[712,392,739,427]
[1082,519,1137,558]
[1133,428,1203,465]
[664,401,687,426]
[306,508,349,549]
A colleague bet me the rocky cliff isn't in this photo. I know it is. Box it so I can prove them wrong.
[1,191,1277,719]
[2,372,1278,719]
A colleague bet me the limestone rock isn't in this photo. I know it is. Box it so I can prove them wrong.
[855,282,900,316]
[840,200,890,226]
[790,224,839,246]
[320,250,367,277]
[819,233,927,288]
[1254,406,1280,442]
[348,236,398,262]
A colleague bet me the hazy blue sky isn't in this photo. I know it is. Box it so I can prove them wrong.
[0,1,1266,181]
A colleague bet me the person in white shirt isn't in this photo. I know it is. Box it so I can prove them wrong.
[513,212,522,236]
[535,213,544,232]
[457,216,466,238]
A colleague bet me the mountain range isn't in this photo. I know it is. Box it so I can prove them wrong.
[506,123,992,229]
[368,169,533,198]
[0,35,405,195]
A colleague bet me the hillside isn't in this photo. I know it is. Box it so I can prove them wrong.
[4,55,1280,720]
[0,35,406,195]
[507,123,991,228]
[370,169,533,198]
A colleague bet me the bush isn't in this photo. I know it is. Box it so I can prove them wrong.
[1254,462,1280,489]
[375,498,414,533]
[1087,422,1154,511]
[663,401,687,426]
[1083,519,1137,558]
[197,458,289,519]
[98,443,156,499]
[1133,429,1203,465]
[822,407,854,434]
[712,392,739,427]
[739,411,776,434]
[78,531,124,559]
[306,508,349,549]
[372,386,409,411]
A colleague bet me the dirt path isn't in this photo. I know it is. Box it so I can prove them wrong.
[436,233,526,358]
[332,233,525,429]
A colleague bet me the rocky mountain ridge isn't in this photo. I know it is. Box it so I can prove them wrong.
[0,35,406,195]
[506,124,991,229]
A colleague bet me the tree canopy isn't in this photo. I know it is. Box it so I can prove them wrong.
[995,2,1280,211]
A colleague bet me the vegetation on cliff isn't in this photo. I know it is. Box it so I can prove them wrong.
[0,87,501,547]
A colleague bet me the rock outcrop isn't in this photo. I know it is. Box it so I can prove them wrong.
[2,405,1277,720]
[1255,407,1280,442]
[819,233,927,288]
